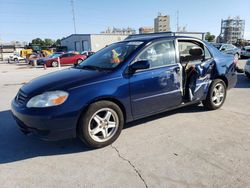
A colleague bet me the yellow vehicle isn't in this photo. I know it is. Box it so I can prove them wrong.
[20,48,53,59]
[20,49,33,58]
[41,49,53,56]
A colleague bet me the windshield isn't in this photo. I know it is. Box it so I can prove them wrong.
[49,53,62,58]
[76,41,144,70]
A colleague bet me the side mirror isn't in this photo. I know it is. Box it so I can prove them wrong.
[130,60,150,72]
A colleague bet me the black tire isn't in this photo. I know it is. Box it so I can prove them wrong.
[51,61,58,67]
[202,79,227,110]
[78,101,124,149]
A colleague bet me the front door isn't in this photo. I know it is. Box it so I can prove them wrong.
[129,40,182,118]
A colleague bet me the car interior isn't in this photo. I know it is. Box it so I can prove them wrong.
[178,40,206,101]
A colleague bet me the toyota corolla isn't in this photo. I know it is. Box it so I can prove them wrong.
[11,35,237,148]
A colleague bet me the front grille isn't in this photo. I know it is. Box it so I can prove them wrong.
[16,90,28,105]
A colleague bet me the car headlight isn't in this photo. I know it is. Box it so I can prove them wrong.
[27,91,68,108]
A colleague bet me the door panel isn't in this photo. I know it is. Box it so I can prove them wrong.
[60,54,68,64]
[129,40,182,118]
[130,65,182,118]
[192,59,215,100]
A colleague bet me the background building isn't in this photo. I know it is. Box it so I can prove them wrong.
[0,43,25,60]
[101,27,136,35]
[219,16,245,44]
[139,27,154,34]
[154,13,170,32]
[61,34,128,52]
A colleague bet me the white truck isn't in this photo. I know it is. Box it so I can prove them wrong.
[9,52,25,62]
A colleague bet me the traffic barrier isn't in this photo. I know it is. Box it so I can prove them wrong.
[58,57,61,69]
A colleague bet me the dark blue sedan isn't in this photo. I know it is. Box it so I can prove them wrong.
[11,35,237,148]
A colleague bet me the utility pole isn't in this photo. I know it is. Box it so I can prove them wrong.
[71,0,77,34]
[176,10,179,32]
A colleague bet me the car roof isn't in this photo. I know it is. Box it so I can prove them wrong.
[124,35,202,43]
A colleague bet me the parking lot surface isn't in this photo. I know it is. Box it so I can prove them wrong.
[0,61,250,188]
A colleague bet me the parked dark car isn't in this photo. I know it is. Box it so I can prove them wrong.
[211,43,241,60]
[11,35,237,148]
[81,51,95,58]
[37,52,86,67]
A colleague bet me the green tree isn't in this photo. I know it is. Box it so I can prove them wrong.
[31,38,44,46]
[205,32,216,42]
[55,39,61,46]
[44,38,55,47]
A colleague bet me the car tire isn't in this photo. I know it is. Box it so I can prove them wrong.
[202,79,227,110]
[14,58,18,63]
[78,101,124,149]
[77,59,83,64]
[51,61,58,67]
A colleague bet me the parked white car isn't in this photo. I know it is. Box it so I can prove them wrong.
[241,46,250,58]
[9,53,25,62]
[245,59,250,80]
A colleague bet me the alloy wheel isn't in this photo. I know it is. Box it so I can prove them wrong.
[212,83,225,106]
[88,108,119,143]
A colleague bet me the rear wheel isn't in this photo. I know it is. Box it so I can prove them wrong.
[78,101,124,148]
[51,61,58,67]
[202,79,227,110]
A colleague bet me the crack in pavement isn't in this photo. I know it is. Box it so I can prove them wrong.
[111,145,148,188]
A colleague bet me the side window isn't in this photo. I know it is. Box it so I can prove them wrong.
[221,45,227,50]
[230,45,236,49]
[178,41,204,64]
[136,40,176,69]
[61,54,68,58]
[204,46,212,60]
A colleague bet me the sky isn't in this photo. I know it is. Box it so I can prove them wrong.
[0,0,250,43]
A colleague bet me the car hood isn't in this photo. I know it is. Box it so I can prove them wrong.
[21,68,108,96]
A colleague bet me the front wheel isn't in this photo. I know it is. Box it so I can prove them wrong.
[78,101,124,149]
[202,79,227,110]
[14,58,18,63]
[51,61,58,67]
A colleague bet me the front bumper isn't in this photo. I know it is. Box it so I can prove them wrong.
[11,99,78,141]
